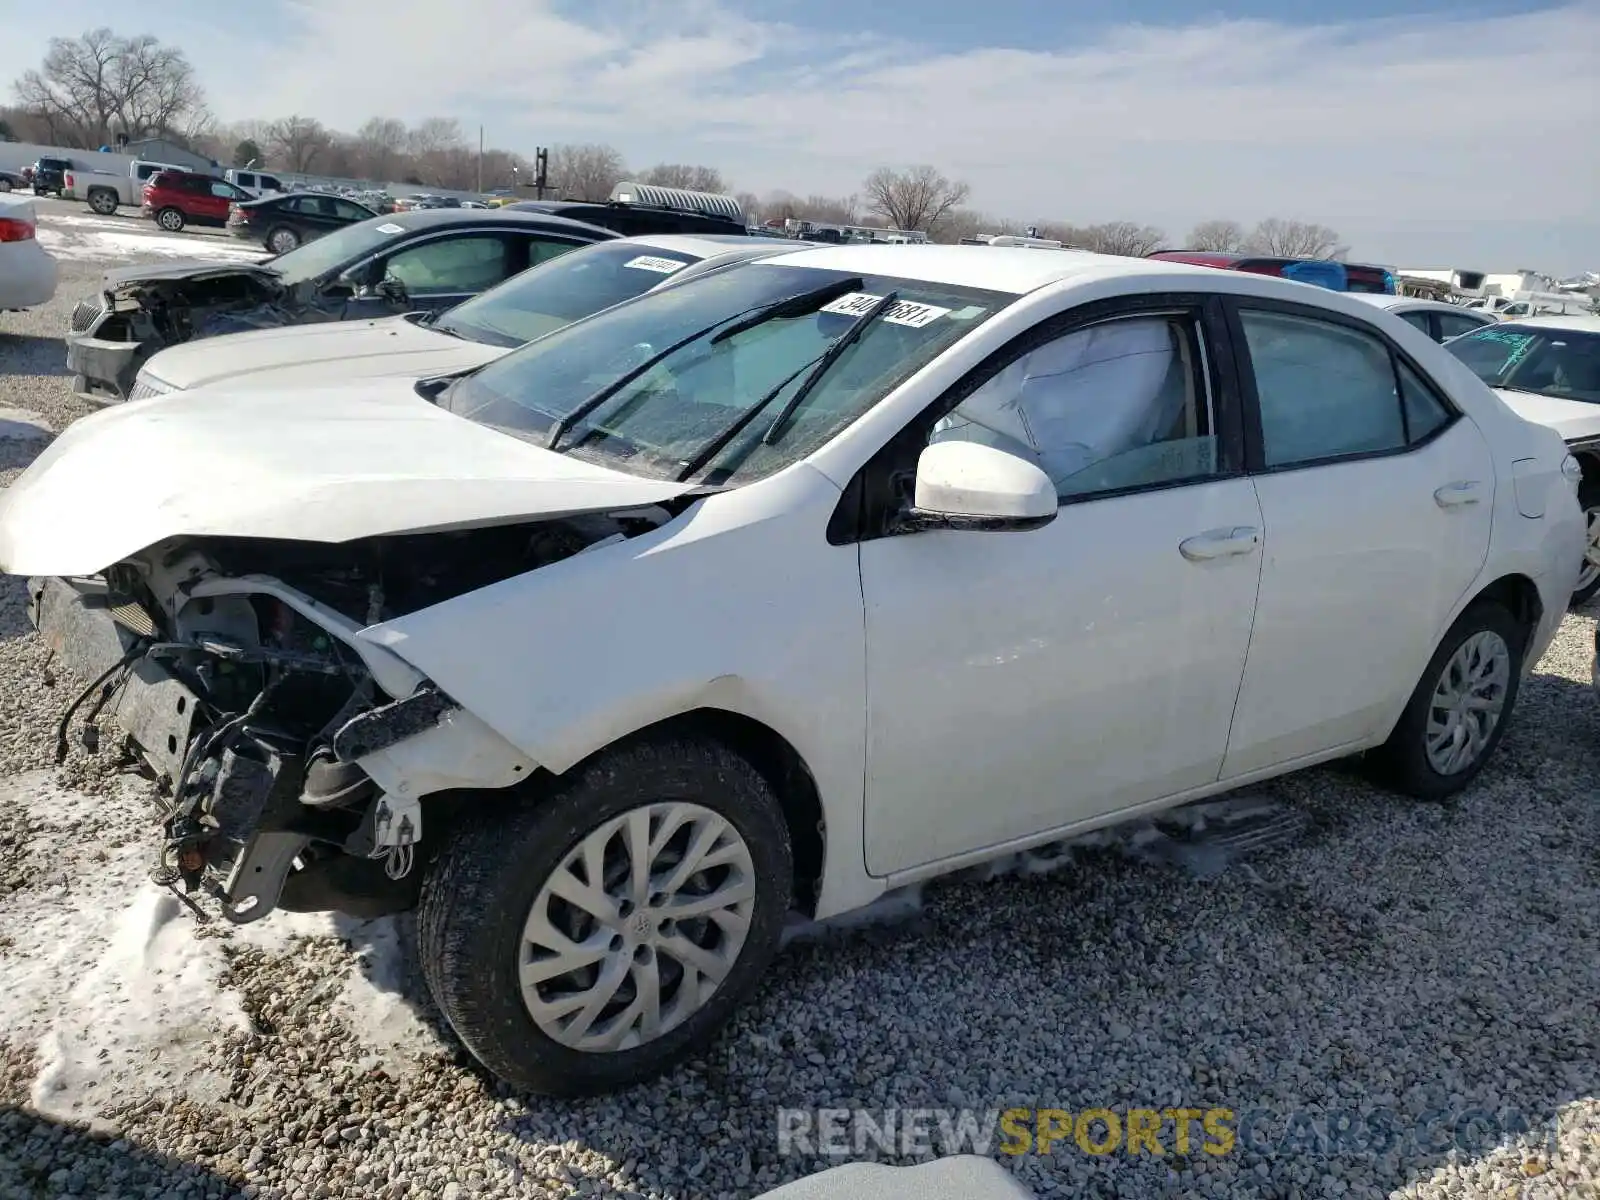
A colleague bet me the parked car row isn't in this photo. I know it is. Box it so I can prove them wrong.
[7,226,1589,1098]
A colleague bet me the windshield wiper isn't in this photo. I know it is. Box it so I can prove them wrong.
[543,277,866,451]
[675,290,899,482]
[708,277,863,345]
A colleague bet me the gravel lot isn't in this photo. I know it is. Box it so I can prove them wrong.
[0,199,1596,1200]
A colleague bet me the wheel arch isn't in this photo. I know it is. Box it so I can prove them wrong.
[594,708,828,918]
[1466,572,1543,642]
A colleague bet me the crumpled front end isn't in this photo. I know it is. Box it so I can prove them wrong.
[26,534,562,924]
[66,269,295,406]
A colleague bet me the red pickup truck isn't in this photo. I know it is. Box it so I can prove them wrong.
[142,170,254,233]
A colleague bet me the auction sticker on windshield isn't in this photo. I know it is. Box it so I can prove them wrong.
[623,255,689,274]
[820,293,952,328]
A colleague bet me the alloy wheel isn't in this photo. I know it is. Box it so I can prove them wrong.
[1576,507,1600,596]
[518,802,756,1053]
[1425,629,1510,775]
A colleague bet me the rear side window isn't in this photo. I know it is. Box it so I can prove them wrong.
[1240,309,1453,469]
[1397,311,1433,336]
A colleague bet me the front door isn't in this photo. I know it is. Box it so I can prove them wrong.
[857,301,1266,876]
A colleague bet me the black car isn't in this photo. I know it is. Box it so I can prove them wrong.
[66,209,620,404]
[228,191,381,255]
[31,156,72,197]
[0,169,26,193]
[506,180,750,238]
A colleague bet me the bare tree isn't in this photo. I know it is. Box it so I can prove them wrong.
[547,143,626,201]
[735,191,763,222]
[12,29,207,147]
[638,163,728,193]
[1077,221,1167,257]
[1188,219,1245,252]
[1245,218,1346,259]
[862,165,970,234]
[266,114,331,172]
[355,116,408,180]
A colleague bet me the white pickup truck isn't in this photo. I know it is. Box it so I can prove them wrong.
[62,159,194,215]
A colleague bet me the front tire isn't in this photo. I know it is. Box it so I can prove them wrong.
[156,206,185,232]
[1570,482,1600,606]
[419,735,793,1095]
[1370,600,1524,800]
[266,226,300,254]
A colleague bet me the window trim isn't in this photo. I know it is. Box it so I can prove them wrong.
[1223,296,1462,476]
[828,292,1246,545]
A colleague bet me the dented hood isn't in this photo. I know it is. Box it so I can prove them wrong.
[0,380,696,577]
[101,258,283,295]
[141,315,504,392]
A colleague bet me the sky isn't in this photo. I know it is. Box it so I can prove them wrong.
[4,0,1597,272]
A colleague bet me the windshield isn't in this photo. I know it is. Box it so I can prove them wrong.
[270,215,407,287]
[433,241,705,348]
[441,263,1010,485]
[1447,324,1600,404]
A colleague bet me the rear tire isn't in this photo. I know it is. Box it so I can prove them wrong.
[0,179,11,193]
[1369,600,1524,800]
[266,226,300,254]
[1570,482,1600,606]
[156,207,185,232]
[87,189,118,216]
[418,735,793,1095]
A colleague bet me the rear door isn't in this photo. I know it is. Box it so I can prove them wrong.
[1219,299,1495,778]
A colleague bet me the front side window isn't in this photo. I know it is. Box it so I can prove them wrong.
[434,241,702,347]
[442,264,1010,484]
[1446,324,1600,404]
[383,235,511,295]
[1241,309,1408,467]
[931,314,1216,501]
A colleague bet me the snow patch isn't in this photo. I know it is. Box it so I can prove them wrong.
[35,226,269,264]
[0,770,437,1119]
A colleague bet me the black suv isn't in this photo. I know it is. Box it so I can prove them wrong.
[32,156,72,197]
[507,181,749,237]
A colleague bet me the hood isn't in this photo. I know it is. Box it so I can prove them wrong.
[1491,388,1600,443]
[100,259,282,292]
[0,380,696,577]
[141,315,504,392]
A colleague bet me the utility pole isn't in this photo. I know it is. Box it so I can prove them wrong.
[533,146,549,199]
[476,125,483,193]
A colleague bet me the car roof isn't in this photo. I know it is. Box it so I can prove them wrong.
[246,201,620,241]
[612,232,798,257]
[1347,294,1486,315]
[1497,313,1600,333]
[753,243,1241,295]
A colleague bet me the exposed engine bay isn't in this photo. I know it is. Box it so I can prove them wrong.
[31,506,677,925]
[94,271,290,349]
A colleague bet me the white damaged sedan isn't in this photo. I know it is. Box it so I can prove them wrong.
[0,245,1582,1094]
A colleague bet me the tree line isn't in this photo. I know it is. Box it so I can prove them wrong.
[1,28,1348,259]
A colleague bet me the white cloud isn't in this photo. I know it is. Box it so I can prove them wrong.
[4,0,1597,266]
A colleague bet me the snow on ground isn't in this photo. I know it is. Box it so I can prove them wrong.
[0,771,442,1124]
[32,206,270,265]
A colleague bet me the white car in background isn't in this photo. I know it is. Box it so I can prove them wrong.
[0,246,1582,1096]
[0,193,58,312]
[1348,293,1496,343]
[130,234,809,399]
[1446,313,1600,602]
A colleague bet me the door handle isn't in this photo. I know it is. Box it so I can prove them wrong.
[1434,481,1483,508]
[1179,526,1261,562]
